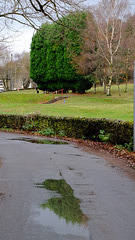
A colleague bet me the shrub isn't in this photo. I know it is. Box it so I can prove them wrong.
[0,114,133,146]
[98,130,111,142]
[38,127,55,136]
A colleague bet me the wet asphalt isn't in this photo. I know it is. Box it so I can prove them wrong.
[0,132,135,240]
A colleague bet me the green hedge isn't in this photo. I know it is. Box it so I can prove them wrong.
[0,114,133,145]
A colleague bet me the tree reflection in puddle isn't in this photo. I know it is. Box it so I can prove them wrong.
[10,138,68,145]
[34,179,90,238]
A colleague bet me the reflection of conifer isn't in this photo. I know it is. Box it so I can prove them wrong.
[42,179,74,197]
[38,179,89,225]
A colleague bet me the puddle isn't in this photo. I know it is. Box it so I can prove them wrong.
[10,138,68,145]
[34,207,90,238]
[34,179,90,238]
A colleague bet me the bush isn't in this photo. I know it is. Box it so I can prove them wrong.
[38,127,55,136]
[98,130,111,142]
[0,114,133,146]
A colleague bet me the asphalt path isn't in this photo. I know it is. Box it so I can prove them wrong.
[0,132,135,240]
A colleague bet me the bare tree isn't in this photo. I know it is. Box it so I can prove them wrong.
[120,14,135,92]
[0,50,36,90]
[15,51,36,89]
[0,45,11,90]
[87,0,129,95]
[0,0,86,29]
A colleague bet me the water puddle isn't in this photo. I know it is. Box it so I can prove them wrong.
[33,207,89,238]
[10,138,68,145]
[34,179,90,239]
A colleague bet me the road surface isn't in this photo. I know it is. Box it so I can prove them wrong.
[0,132,135,240]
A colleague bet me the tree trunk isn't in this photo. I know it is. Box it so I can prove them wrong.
[116,76,121,96]
[117,83,121,96]
[3,79,10,91]
[103,77,107,94]
[107,63,113,96]
[125,48,129,93]
[94,83,97,94]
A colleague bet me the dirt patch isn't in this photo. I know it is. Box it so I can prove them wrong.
[41,96,68,104]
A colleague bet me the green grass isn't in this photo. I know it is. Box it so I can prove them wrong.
[0,84,133,122]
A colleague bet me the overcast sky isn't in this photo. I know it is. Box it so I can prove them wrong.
[10,0,135,54]
[10,27,35,54]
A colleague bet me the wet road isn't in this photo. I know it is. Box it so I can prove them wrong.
[0,132,135,240]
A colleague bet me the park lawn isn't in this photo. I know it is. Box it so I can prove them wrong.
[0,84,133,122]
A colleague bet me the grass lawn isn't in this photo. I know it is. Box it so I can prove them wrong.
[0,84,133,122]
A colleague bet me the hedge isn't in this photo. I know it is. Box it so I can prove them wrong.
[0,114,133,145]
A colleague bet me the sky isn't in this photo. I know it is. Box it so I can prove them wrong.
[9,0,135,54]
[10,27,35,54]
